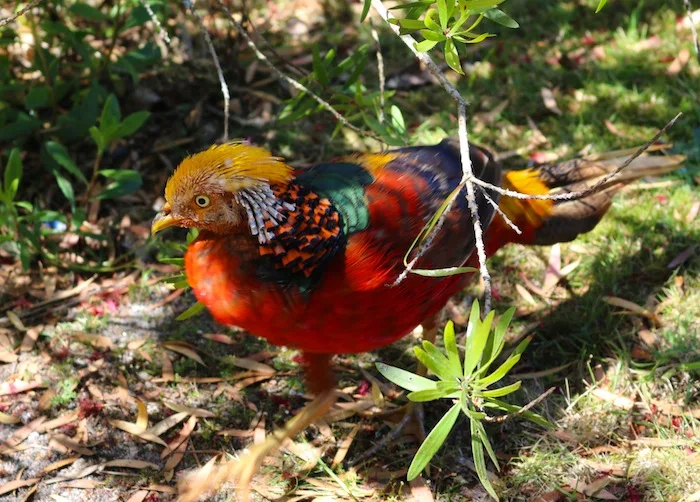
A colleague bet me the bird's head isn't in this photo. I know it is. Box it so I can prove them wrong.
[151,143,293,236]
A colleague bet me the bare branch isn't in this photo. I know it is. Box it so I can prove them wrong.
[0,0,42,28]
[141,0,171,46]
[477,185,522,235]
[684,0,700,61]
[184,0,230,142]
[468,112,682,202]
[483,387,556,424]
[215,0,384,144]
[371,0,493,312]
[370,19,386,124]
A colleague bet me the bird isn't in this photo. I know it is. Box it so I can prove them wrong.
[151,139,683,500]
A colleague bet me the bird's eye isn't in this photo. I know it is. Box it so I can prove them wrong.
[194,195,210,207]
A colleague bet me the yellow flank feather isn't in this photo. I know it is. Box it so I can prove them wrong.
[350,152,399,176]
[499,169,554,228]
[165,142,292,200]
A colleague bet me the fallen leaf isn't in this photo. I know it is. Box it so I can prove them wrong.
[591,389,635,410]
[0,380,47,396]
[42,457,81,474]
[60,479,103,489]
[332,423,361,468]
[217,428,253,438]
[604,120,633,139]
[408,476,435,502]
[162,415,198,458]
[567,475,618,500]
[163,437,188,472]
[127,338,149,350]
[162,341,204,365]
[41,411,80,432]
[146,411,189,437]
[103,459,159,470]
[542,244,562,295]
[0,477,39,496]
[20,325,41,352]
[160,349,174,382]
[628,437,691,447]
[516,283,538,306]
[44,464,100,484]
[0,416,47,455]
[202,333,235,345]
[541,87,562,115]
[49,434,95,456]
[637,329,659,347]
[72,333,113,350]
[602,296,661,326]
[0,411,20,424]
[226,356,275,374]
[163,400,215,418]
[631,35,662,51]
[667,245,696,269]
[687,201,700,223]
[667,48,690,75]
[126,490,151,502]
[6,311,26,331]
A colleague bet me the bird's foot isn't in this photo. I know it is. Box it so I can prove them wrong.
[350,401,426,467]
[176,390,338,502]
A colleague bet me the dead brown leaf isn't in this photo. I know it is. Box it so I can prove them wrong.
[20,325,41,352]
[667,245,696,269]
[225,356,275,374]
[202,333,236,345]
[0,416,46,455]
[72,333,113,350]
[127,338,149,350]
[41,411,80,432]
[0,379,47,396]
[162,415,198,458]
[0,477,40,496]
[516,283,538,306]
[566,475,618,500]
[146,411,189,437]
[49,434,95,456]
[160,349,174,382]
[541,87,562,115]
[162,341,204,365]
[103,459,159,470]
[667,48,691,75]
[42,457,81,474]
[163,400,215,418]
[0,411,20,424]
[331,423,361,468]
[602,296,661,326]
[408,476,435,502]
[126,490,151,502]
[591,389,635,410]
[687,201,700,223]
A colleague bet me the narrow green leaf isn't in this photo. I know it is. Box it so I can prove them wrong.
[407,388,450,402]
[479,336,531,387]
[460,32,492,44]
[69,2,108,21]
[462,0,504,9]
[470,418,499,500]
[438,0,449,29]
[89,126,105,153]
[3,149,22,202]
[50,168,76,211]
[483,8,519,28]
[158,257,185,266]
[45,141,88,184]
[444,38,464,74]
[595,0,608,13]
[312,45,329,87]
[376,362,437,392]
[420,29,447,41]
[414,346,450,380]
[397,18,426,30]
[421,341,460,380]
[176,301,205,321]
[480,380,521,398]
[112,111,150,139]
[409,265,477,277]
[443,321,462,378]
[464,309,494,378]
[96,169,142,200]
[436,380,460,393]
[483,306,515,365]
[408,402,460,480]
[424,9,442,32]
[100,94,121,133]
[389,105,406,134]
[484,397,553,429]
[389,0,433,10]
[360,0,371,22]
[473,418,500,472]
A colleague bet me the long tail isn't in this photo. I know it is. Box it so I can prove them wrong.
[485,144,685,254]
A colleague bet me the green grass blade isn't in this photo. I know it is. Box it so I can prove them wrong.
[470,417,499,500]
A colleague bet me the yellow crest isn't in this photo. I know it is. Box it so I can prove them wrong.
[165,142,292,201]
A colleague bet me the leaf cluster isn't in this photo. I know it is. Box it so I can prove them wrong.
[377,302,552,500]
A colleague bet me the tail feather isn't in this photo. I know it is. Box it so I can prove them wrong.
[490,145,685,248]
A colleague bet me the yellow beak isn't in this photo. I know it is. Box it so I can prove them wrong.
[151,203,179,234]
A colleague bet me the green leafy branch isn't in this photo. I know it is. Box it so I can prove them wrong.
[377,301,553,500]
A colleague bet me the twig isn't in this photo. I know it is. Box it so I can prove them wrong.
[684,0,700,60]
[370,19,386,124]
[214,0,384,144]
[477,185,521,235]
[0,0,42,27]
[468,112,682,202]
[184,0,230,142]
[371,0,493,312]
[141,0,171,46]
[483,387,556,424]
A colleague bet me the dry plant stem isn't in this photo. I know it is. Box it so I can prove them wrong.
[0,0,43,27]
[215,0,384,144]
[371,0,493,312]
[684,0,700,60]
[471,112,682,202]
[141,0,171,46]
[478,185,521,235]
[370,19,386,124]
[483,387,556,424]
[184,0,230,142]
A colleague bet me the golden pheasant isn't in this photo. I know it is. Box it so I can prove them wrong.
[151,139,683,500]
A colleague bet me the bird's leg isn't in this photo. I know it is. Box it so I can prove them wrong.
[351,315,438,466]
[177,353,337,502]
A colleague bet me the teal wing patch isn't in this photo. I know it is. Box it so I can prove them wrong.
[296,162,374,235]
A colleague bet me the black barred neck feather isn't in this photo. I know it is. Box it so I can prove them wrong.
[234,183,296,245]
